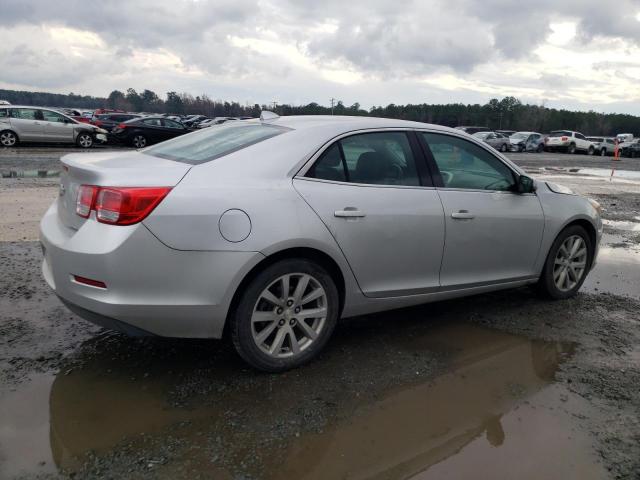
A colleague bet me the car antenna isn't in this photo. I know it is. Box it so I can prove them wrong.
[260,110,280,122]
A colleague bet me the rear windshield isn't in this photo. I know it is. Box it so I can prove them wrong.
[549,131,572,137]
[142,122,290,164]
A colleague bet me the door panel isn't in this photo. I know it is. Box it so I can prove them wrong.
[437,190,544,287]
[9,109,44,140]
[294,179,445,297]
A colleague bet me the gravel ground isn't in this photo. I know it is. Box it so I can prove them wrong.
[0,148,638,479]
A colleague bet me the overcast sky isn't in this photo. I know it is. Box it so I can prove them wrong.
[1,0,640,113]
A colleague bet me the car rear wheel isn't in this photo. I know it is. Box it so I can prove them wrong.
[231,259,339,372]
[588,146,595,155]
[567,143,576,154]
[538,225,592,299]
[500,143,508,152]
[0,130,18,147]
[76,132,93,148]
[537,143,544,153]
[132,135,147,148]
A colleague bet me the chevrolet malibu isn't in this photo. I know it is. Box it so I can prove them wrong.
[40,114,602,372]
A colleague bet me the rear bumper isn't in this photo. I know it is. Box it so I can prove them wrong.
[40,200,264,338]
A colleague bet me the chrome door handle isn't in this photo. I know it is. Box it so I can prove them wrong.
[334,208,366,218]
[451,210,475,220]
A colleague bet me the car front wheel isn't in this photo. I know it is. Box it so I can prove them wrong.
[538,225,593,299]
[600,148,607,156]
[231,259,339,372]
[76,132,93,148]
[500,144,508,152]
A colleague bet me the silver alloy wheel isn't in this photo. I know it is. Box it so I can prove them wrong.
[133,135,146,148]
[251,273,328,358]
[78,134,93,148]
[553,235,588,292]
[0,132,16,146]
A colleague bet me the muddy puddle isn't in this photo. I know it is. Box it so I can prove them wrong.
[0,322,607,479]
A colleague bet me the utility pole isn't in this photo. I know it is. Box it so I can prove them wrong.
[330,98,336,115]
[271,101,277,112]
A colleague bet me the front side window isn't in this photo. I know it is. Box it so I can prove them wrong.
[143,122,289,165]
[10,108,40,120]
[143,118,162,127]
[421,133,516,192]
[307,131,420,186]
[42,110,67,123]
[0,108,8,118]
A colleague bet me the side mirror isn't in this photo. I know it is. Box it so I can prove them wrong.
[517,175,535,193]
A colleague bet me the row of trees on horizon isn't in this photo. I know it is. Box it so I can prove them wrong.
[1,88,638,136]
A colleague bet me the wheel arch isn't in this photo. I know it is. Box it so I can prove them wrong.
[223,246,346,338]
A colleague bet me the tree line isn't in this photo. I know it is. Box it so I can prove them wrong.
[1,88,638,136]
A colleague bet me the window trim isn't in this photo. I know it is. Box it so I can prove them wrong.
[416,130,530,194]
[297,128,435,189]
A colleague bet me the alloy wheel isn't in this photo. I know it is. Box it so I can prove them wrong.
[0,132,16,147]
[553,235,587,292]
[78,134,93,148]
[251,273,327,358]
[133,135,146,148]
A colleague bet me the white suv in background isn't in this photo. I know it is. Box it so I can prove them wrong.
[545,130,595,155]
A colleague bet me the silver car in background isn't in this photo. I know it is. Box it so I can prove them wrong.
[586,136,615,156]
[40,114,602,371]
[0,105,108,148]
[472,131,510,152]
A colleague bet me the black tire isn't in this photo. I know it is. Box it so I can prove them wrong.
[230,258,340,372]
[500,143,508,152]
[0,130,18,147]
[567,143,576,154]
[132,134,147,149]
[76,132,93,148]
[588,146,595,155]
[537,225,593,300]
[536,143,544,153]
[600,148,606,156]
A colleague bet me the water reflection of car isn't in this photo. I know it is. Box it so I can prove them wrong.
[509,131,544,152]
[472,131,510,152]
[48,325,572,477]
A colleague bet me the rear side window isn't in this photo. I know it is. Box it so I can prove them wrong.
[143,122,289,164]
[143,118,162,126]
[307,132,420,186]
[0,108,8,118]
[10,108,40,120]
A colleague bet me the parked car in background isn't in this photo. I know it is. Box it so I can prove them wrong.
[495,130,516,137]
[0,106,107,148]
[509,132,545,152]
[455,126,491,135]
[0,100,10,105]
[109,116,191,148]
[91,113,142,132]
[586,137,616,156]
[40,114,602,371]
[620,139,640,158]
[59,109,92,124]
[182,115,209,128]
[473,131,510,152]
[545,130,595,154]
[616,133,634,144]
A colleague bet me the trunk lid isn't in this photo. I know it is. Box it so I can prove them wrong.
[58,150,191,230]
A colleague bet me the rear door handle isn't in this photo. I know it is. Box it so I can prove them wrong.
[334,207,366,218]
[451,210,475,220]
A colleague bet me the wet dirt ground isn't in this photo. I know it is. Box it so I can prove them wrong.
[0,149,639,479]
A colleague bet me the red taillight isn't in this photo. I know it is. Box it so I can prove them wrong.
[76,185,98,218]
[76,185,171,225]
[73,275,107,289]
[561,136,568,141]
[116,123,127,129]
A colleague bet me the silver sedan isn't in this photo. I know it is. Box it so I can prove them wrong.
[40,114,603,371]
